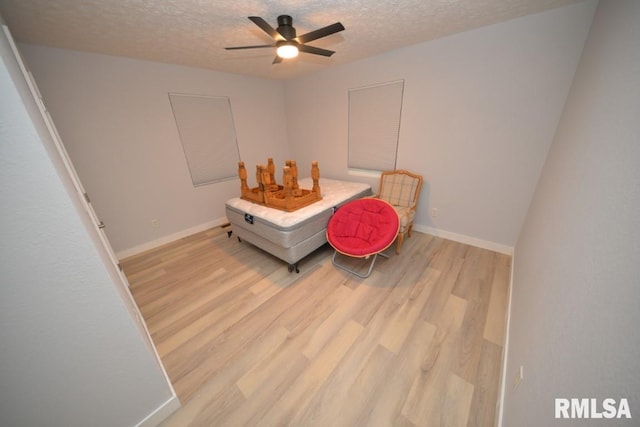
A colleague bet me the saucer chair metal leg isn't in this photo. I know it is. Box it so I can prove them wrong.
[331,251,387,279]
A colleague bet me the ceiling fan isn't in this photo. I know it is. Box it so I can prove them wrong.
[225,15,345,64]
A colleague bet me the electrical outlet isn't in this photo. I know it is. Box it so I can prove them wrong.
[151,219,159,228]
[431,208,438,218]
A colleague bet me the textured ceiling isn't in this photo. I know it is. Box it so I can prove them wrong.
[0,0,583,80]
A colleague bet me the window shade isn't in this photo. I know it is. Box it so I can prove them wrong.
[169,93,240,186]
[348,80,404,171]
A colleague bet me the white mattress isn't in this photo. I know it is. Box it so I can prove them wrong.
[225,178,372,265]
[226,178,371,229]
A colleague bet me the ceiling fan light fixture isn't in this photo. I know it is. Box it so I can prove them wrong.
[225,16,344,64]
[277,42,299,59]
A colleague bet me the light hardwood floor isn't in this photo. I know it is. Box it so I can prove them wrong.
[121,225,510,427]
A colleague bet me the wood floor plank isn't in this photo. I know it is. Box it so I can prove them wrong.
[276,263,351,339]
[168,264,328,399]
[160,325,291,427]
[145,268,229,336]
[362,320,437,427]
[453,263,494,384]
[290,287,406,426]
[219,354,310,427]
[378,267,440,354]
[483,254,511,346]
[121,227,510,426]
[422,256,465,325]
[301,281,373,359]
[402,294,467,425]
[258,320,364,426]
[328,343,397,427]
[467,340,503,427]
[154,270,266,356]
[442,373,475,427]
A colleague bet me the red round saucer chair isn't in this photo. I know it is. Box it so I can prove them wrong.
[326,198,400,278]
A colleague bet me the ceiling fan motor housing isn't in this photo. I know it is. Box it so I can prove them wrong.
[277,15,297,40]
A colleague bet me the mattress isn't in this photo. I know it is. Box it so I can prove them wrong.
[225,177,372,267]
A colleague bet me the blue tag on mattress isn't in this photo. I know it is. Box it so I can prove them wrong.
[244,213,254,224]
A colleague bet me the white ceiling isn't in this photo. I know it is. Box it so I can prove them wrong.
[0,0,583,80]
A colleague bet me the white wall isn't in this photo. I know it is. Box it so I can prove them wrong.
[284,1,596,251]
[0,24,176,427]
[19,45,291,255]
[502,1,640,425]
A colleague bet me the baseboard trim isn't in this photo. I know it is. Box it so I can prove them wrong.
[135,394,181,427]
[413,225,514,255]
[116,217,229,260]
[496,252,516,426]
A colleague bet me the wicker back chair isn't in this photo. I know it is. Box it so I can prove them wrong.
[376,169,423,254]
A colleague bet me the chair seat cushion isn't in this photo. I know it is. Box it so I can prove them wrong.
[327,198,400,257]
[392,205,415,231]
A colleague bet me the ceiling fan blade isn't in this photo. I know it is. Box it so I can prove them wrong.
[298,44,335,57]
[225,44,275,50]
[272,55,283,64]
[297,22,345,44]
[248,16,281,40]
